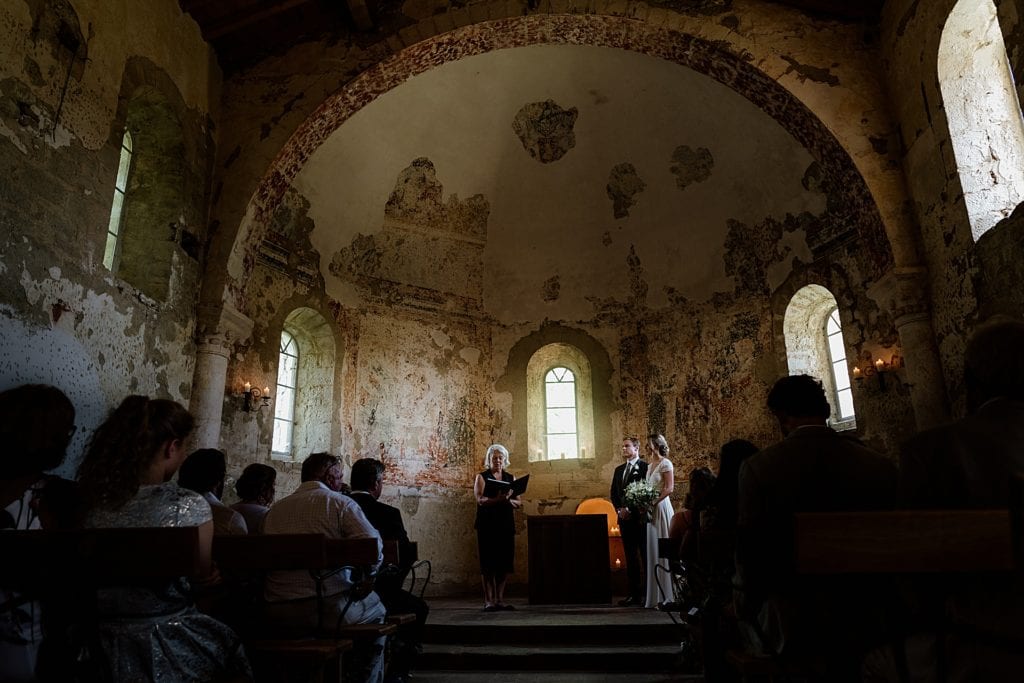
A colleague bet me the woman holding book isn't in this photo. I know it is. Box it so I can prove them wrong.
[473,443,522,612]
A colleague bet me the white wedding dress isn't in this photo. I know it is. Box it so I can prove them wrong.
[643,457,675,608]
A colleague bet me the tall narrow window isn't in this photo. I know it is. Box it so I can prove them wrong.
[272,330,298,455]
[103,130,132,270]
[545,366,579,460]
[825,308,856,421]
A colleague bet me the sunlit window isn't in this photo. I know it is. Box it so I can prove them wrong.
[825,308,856,421]
[272,330,298,455]
[103,130,132,270]
[545,366,578,460]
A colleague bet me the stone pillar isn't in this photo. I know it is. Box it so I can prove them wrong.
[190,301,253,448]
[868,267,950,430]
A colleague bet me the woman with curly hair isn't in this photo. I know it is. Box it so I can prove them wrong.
[77,396,251,682]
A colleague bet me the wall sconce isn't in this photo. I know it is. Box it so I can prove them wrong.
[853,353,904,391]
[242,382,272,412]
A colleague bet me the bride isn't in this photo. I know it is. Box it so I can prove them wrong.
[643,433,675,608]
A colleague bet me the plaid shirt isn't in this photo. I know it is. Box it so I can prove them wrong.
[263,481,382,601]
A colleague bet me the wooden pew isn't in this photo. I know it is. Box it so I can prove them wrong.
[794,509,1014,575]
[0,526,202,586]
[727,509,1018,681]
[211,534,394,681]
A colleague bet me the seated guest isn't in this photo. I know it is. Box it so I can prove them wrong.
[668,466,715,564]
[231,463,276,534]
[701,439,759,581]
[899,316,1024,681]
[349,458,429,681]
[263,452,385,683]
[0,384,77,682]
[178,448,248,535]
[736,375,896,671]
[77,396,250,682]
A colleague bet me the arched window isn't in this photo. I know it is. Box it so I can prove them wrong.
[544,366,579,460]
[271,308,336,461]
[272,330,298,456]
[103,129,132,271]
[783,284,857,430]
[939,0,1024,240]
[825,308,855,421]
[527,344,595,462]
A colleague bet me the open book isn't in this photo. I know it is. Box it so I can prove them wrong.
[482,474,530,499]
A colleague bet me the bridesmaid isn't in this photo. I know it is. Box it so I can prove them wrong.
[643,433,675,608]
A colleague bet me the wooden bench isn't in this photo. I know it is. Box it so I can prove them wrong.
[211,533,396,680]
[728,508,1019,682]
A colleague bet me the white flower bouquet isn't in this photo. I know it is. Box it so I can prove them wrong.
[624,480,659,520]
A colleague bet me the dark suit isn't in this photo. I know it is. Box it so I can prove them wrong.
[610,458,648,602]
[348,490,429,677]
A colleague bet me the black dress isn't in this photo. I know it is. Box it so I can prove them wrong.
[475,469,516,573]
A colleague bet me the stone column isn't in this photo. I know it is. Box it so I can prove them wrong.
[868,267,950,430]
[189,301,253,449]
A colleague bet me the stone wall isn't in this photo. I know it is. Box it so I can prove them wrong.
[881,0,1024,414]
[0,0,219,473]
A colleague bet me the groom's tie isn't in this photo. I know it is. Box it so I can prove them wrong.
[622,463,633,485]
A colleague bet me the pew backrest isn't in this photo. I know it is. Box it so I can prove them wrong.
[794,509,1014,575]
[0,527,201,586]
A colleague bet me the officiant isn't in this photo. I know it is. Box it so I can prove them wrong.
[474,443,522,612]
[611,437,648,606]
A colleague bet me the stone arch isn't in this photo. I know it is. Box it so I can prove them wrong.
[217,13,898,311]
[271,305,338,460]
[497,322,613,471]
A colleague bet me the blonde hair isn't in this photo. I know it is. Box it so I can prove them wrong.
[484,443,510,468]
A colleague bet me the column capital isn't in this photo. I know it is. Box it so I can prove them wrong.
[867,266,931,327]
[196,301,254,354]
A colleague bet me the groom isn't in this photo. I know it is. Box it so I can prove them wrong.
[611,437,648,606]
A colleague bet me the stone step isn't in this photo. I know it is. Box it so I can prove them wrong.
[412,671,702,682]
[419,642,684,672]
[424,621,681,646]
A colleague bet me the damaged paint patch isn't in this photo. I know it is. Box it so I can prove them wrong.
[780,56,840,87]
[722,214,807,295]
[669,145,714,191]
[542,275,560,302]
[511,100,578,164]
[606,163,646,219]
[385,157,488,239]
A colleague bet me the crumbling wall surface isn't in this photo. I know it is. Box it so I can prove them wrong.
[0,0,219,472]
[881,0,1024,411]
[207,1,913,315]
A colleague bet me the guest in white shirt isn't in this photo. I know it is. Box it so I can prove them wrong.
[263,452,386,683]
[177,449,248,535]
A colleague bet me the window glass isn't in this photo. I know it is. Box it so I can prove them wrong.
[272,330,298,455]
[103,130,132,271]
[825,309,856,421]
[544,366,578,459]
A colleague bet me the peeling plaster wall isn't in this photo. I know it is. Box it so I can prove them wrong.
[224,42,914,591]
[0,0,220,471]
[882,0,1024,413]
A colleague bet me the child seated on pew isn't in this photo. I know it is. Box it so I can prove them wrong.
[77,396,252,683]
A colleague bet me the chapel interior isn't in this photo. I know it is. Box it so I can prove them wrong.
[2,0,1024,673]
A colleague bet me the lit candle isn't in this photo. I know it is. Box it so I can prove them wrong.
[263,386,270,395]
[614,558,621,568]
[875,358,884,371]
[853,366,862,378]
[243,381,251,392]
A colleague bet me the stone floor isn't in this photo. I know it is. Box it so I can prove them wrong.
[411,597,703,682]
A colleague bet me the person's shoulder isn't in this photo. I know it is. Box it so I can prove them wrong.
[160,483,213,526]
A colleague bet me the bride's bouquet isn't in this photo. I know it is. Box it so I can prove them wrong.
[624,480,659,523]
